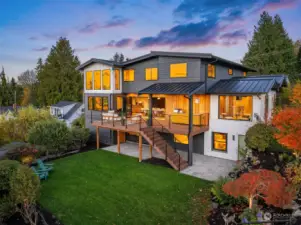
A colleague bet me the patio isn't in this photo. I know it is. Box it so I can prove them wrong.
[102,142,236,181]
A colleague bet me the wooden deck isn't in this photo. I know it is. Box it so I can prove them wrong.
[92,119,209,136]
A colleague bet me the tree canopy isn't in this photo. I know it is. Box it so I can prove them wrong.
[242,12,296,78]
[36,37,82,106]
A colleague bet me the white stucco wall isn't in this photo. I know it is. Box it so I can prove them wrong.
[84,63,122,94]
[204,93,271,161]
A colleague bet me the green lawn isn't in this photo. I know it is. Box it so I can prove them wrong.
[40,150,212,225]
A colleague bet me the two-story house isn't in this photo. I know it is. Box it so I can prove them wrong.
[77,51,288,170]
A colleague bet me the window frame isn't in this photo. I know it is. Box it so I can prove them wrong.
[87,96,109,111]
[212,132,228,152]
[208,64,216,78]
[94,70,102,90]
[124,69,135,82]
[228,68,233,76]
[170,63,187,78]
[218,95,253,121]
[86,71,93,90]
[145,68,158,81]
[102,69,111,90]
[114,69,120,90]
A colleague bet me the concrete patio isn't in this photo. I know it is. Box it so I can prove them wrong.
[101,142,236,181]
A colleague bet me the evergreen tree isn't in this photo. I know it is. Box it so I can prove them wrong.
[0,67,10,106]
[242,12,296,78]
[119,53,125,63]
[297,46,301,74]
[37,37,82,106]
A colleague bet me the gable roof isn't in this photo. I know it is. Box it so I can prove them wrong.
[208,75,288,95]
[77,51,256,72]
[138,82,205,96]
[51,101,79,108]
[63,103,83,120]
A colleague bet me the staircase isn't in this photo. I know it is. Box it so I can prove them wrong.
[140,127,188,171]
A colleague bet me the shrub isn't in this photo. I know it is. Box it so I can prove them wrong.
[70,127,90,150]
[211,177,247,206]
[71,114,85,128]
[28,120,71,155]
[0,106,53,143]
[245,123,275,152]
[3,142,39,164]
[0,160,40,221]
[285,164,301,186]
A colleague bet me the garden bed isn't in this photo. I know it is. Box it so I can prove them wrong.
[5,205,62,225]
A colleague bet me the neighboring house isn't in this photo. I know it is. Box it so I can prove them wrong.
[0,106,21,120]
[77,51,288,170]
[50,101,84,127]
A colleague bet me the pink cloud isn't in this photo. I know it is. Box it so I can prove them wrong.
[261,0,300,12]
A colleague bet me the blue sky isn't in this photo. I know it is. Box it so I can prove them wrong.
[1,0,301,78]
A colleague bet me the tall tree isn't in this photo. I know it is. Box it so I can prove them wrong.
[18,70,38,105]
[111,52,127,63]
[297,45,301,74]
[0,67,10,106]
[242,12,296,78]
[37,37,82,106]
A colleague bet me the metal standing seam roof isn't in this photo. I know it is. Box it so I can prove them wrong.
[51,101,79,108]
[63,103,83,120]
[208,78,277,94]
[138,82,205,96]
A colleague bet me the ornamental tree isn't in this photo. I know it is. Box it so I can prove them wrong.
[223,169,296,209]
[272,107,301,153]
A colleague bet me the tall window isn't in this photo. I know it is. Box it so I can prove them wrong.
[117,96,123,110]
[94,70,101,90]
[86,71,93,90]
[102,70,111,90]
[115,69,120,90]
[145,68,158,80]
[219,96,252,121]
[208,64,215,78]
[170,63,187,77]
[212,132,227,151]
[228,69,233,75]
[88,96,109,111]
[88,96,93,110]
[124,69,135,81]
[243,72,247,77]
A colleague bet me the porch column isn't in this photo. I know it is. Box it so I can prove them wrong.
[188,96,193,166]
[96,127,100,149]
[139,135,143,162]
[117,130,120,154]
[148,94,153,126]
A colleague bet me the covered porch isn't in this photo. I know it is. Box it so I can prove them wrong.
[101,142,236,181]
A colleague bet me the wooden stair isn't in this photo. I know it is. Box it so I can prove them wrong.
[140,127,188,171]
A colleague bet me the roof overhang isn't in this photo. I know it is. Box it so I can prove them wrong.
[138,82,205,96]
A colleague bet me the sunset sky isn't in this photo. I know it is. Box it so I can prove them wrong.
[1,0,301,78]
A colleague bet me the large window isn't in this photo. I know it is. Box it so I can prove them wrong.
[87,96,109,111]
[115,69,120,90]
[124,69,135,81]
[212,132,227,151]
[228,69,233,75]
[86,71,93,90]
[219,96,252,121]
[102,70,111,90]
[170,63,187,78]
[94,70,101,90]
[174,134,188,144]
[208,64,215,78]
[243,72,247,77]
[145,68,158,80]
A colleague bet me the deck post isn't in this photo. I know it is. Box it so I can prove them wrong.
[188,96,193,166]
[96,126,100,149]
[117,130,120,154]
[139,134,142,162]
[149,145,152,158]
[148,94,153,126]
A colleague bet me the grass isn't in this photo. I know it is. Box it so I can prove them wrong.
[40,150,212,225]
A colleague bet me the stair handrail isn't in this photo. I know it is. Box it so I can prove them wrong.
[151,116,184,171]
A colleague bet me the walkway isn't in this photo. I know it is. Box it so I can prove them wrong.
[101,142,236,181]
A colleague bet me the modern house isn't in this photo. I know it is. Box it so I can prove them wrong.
[50,101,84,127]
[77,51,288,170]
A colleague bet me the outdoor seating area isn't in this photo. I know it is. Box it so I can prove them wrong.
[31,159,54,180]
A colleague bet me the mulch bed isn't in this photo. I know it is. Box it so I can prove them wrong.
[4,205,62,225]
[142,157,173,169]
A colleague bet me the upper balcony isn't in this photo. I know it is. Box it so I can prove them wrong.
[84,66,122,94]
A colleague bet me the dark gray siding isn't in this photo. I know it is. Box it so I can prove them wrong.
[122,56,202,93]
[193,133,204,154]
[84,93,113,145]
